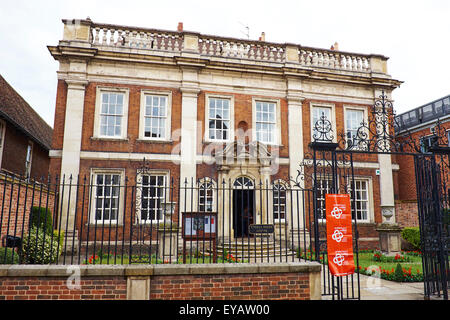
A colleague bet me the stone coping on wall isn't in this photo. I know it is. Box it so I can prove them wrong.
[0,261,321,277]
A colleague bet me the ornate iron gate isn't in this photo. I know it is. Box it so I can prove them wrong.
[306,91,450,300]
[414,150,449,300]
[309,144,361,300]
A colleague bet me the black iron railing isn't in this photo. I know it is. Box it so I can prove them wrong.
[0,172,321,266]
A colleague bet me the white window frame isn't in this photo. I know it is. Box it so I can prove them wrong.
[272,179,288,222]
[25,141,33,179]
[139,90,172,141]
[310,103,337,143]
[252,98,281,146]
[136,170,170,224]
[205,94,234,143]
[93,86,129,140]
[344,105,368,150]
[90,169,125,225]
[0,119,6,169]
[347,177,373,223]
[316,176,336,222]
[198,178,216,212]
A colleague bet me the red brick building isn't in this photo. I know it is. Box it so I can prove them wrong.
[47,18,403,251]
[0,75,53,180]
[394,94,450,228]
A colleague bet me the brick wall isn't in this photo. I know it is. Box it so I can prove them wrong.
[150,272,309,300]
[395,120,450,201]
[395,200,419,228]
[0,277,127,300]
[0,174,56,243]
[1,121,50,180]
[0,262,322,300]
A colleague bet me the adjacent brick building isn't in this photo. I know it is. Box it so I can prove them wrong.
[47,18,403,250]
[0,75,53,180]
[394,94,450,228]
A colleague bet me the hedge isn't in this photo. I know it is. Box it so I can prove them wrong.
[401,227,421,251]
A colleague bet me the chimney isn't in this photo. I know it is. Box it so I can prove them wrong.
[259,32,265,41]
[331,41,339,51]
[177,22,183,32]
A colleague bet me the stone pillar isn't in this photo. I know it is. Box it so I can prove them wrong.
[378,153,396,224]
[369,54,388,75]
[59,78,87,241]
[375,89,401,255]
[54,19,93,249]
[179,86,200,209]
[286,80,309,250]
[157,227,178,262]
[285,44,300,64]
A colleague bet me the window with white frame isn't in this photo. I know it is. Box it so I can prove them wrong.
[345,109,364,149]
[99,92,125,137]
[142,94,169,139]
[0,120,5,167]
[273,182,286,221]
[139,173,168,223]
[255,101,277,144]
[25,142,33,179]
[208,97,231,141]
[349,179,370,222]
[312,106,332,141]
[92,172,122,223]
[316,177,334,220]
[198,180,215,212]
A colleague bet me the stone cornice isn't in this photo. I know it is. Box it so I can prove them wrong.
[48,45,97,61]
[65,79,89,90]
[48,42,401,91]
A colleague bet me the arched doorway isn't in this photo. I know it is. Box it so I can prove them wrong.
[233,177,254,238]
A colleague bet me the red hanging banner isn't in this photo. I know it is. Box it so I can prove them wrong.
[325,194,355,277]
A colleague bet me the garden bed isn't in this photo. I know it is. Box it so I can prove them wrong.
[298,248,424,283]
[356,250,423,282]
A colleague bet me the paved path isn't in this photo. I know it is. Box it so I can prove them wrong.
[357,274,424,300]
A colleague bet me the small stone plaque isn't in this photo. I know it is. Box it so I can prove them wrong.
[249,224,275,234]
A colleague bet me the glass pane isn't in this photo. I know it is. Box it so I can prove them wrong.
[109,94,117,105]
[116,94,123,105]
[116,104,123,115]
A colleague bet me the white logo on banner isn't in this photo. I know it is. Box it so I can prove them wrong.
[333,254,345,266]
[330,206,343,219]
[331,229,344,242]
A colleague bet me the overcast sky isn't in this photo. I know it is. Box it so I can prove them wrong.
[0,0,448,127]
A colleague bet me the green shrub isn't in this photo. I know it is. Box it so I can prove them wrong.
[21,227,62,264]
[401,227,421,250]
[30,206,53,235]
[0,247,20,264]
[394,263,404,282]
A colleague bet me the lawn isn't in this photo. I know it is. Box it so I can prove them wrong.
[355,250,424,282]
[297,249,425,282]
[357,251,423,273]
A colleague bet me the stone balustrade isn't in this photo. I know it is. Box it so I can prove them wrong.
[198,36,285,62]
[91,23,183,52]
[61,19,387,74]
[299,47,371,72]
